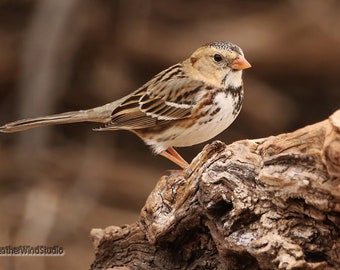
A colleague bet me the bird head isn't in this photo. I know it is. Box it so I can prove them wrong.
[185,41,251,88]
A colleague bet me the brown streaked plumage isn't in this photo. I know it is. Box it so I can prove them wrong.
[0,41,251,168]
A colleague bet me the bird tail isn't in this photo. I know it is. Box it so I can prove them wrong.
[0,102,117,133]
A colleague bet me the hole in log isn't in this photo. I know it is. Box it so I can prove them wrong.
[207,200,234,217]
[305,250,328,263]
[223,250,260,270]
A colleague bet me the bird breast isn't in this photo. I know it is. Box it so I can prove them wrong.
[145,87,243,153]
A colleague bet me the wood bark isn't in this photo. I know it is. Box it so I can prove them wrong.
[90,110,340,270]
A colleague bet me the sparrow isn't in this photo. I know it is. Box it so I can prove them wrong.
[0,41,251,168]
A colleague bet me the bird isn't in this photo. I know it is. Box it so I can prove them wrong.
[0,41,251,169]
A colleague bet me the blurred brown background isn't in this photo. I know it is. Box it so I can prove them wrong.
[0,0,339,269]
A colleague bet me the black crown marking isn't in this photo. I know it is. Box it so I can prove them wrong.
[207,41,243,55]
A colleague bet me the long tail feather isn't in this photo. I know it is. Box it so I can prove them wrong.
[0,102,118,133]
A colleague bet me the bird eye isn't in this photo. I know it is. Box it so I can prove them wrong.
[213,54,223,62]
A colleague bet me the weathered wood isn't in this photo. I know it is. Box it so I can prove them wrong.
[91,110,340,270]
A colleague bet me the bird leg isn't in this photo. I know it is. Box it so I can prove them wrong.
[160,147,189,169]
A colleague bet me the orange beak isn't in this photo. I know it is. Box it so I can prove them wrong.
[231,55,251,70]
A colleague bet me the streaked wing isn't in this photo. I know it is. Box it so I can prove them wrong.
[96,89,157,130]
[140,76,203,119]
[99,63,204,130]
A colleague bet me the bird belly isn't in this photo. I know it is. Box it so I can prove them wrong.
[147,91,242,153]
[175,92,239,145]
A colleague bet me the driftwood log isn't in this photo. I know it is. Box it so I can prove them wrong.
[90,110,340,270]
